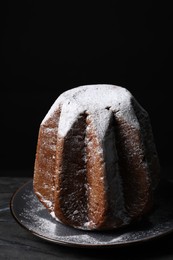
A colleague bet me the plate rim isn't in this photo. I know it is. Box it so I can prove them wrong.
[10,179,173,248]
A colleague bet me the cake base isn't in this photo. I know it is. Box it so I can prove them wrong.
[11,178,173,248]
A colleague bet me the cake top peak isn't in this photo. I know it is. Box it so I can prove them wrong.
[59,84,131,107]
[42,84,142,137]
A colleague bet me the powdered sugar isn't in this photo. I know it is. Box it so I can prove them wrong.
[42,84,140,137]
[35,191,53,209]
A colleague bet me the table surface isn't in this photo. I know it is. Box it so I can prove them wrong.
[0,170,173,260]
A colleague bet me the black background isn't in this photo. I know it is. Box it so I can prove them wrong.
[1,1,173,176]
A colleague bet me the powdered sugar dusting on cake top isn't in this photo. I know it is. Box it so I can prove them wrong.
[42,84,140,138]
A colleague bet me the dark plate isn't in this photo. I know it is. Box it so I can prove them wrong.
[10,179,173,248]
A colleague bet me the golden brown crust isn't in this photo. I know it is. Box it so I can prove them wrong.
[33,108,61,211]
[86,115,107,229]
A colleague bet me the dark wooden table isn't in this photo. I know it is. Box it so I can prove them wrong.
[0,170,173,260]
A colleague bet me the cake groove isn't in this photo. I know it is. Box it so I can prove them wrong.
[55,113,88,227]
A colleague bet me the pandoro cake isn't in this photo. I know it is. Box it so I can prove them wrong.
[33,84,160,230]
